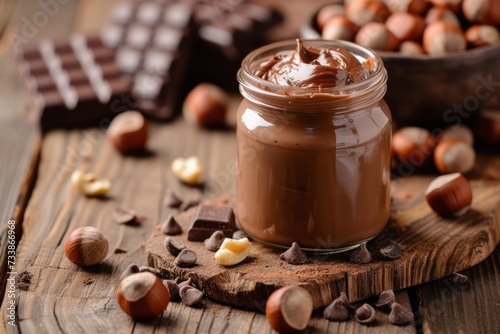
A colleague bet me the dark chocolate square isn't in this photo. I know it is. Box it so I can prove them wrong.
[187,205,236,241]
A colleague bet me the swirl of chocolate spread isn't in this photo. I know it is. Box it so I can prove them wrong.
[256,39,369,89]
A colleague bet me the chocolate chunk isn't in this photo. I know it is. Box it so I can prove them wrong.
[112,207,137,224]
[119,264,139,281]
[179,285,203,306]
[280,242,307,265]
[187,205,236,241]
[164,237,186,256]
[204,230,225,252]
[388,302,413,325]
[174,249,197,267]
[161,214,183,236]
[323,299,349,321]
[450,272,468,285]
[337,292,356,312]
[162,279,179,300]
[15,34,131,132]
[232,230,248,239]
[180,199,200,212]
[380,241,404,259]
[375,289,395,310]
[350,242,372,264]
[355,303,376,324]
[164,191,183,208]
[177,277,192,289]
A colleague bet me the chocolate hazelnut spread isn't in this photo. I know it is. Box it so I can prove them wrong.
[237,40,392,251]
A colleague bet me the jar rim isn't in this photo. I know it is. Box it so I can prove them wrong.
[238,39,386,97]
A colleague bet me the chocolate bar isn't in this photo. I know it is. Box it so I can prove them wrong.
[187,205,236,241]
[101,0,195,120]
[16,34,131,131]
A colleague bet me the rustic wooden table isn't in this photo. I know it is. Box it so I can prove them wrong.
[0,0,499,333]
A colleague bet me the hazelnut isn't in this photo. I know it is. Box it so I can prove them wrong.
[266,286,313,333]
[399,41,425,55]
[474,109,500,146]
[71,170,111,197]
[346,0,391,27]
[465,25,500,48]
[171,156,203,185]
[440,125,474,146]
[385,13,426,42]
[322,15,357,41]
[355,22,399,51]
[214,237,251,266]
[183,83,228,128]
[316,4,345,30]
[425,173,473,217]
[384,0,428,15]
[434,139,476,174]
[423,21,466,55]
[392,127,436,168]
[428,0,463,12]
[463,0,500,25]
[64,226,109,267]
[425,7,460,26]
[107,111,148,153]
[116,272,170,320]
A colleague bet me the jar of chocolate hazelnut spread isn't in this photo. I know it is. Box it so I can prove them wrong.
[236,39,392,252]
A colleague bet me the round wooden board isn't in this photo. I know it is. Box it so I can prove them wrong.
[146,177,500,312]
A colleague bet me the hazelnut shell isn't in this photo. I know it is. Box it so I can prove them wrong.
[266,286,313,333]
[425,173,473,218]
[64,226,109,267]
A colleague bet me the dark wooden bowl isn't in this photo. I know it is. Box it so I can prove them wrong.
[301,14,500,128]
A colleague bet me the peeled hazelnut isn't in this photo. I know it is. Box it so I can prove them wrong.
[64,226,109,267]
[385,12,425,42]
[346,0,391,27]
[171,156,202,185]
[383,0,428,15]
[71,170,111,197]
[266,286,313,333]
[440,125,474,146]
[183,83,228,128]
[475,109,500,146]
[322,15,357,41]
[116,272,170,320]
[355,22,399,51]
[463,0,500,25]
[434,139,476,174]
[214,237,251,266]
[107,111,148,153]
[465,25,500,48]
[425,173,473,217]
[392,127,436,168]
[316,4,345,30]
[399,41,425,55]
[423,21,466,55]
[425,7,460,26]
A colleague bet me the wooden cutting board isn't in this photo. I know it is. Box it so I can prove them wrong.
[146,177,500,312]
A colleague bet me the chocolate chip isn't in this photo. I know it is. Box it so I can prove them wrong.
[174,249,197,267]
[280,242,307,265]
[119,264,139,281]
[450,272,468,285]
[162,279,179,300]
[337,292,356,312]
[323,298,349,321]
[164,190,183,208]
[112,207,137,224]
[232,230,248,239]
[380,241,404,259]
[139,266,159,276]
[350,242,372,264]
[161,214,183,235]
[164,237,186,256]
[204,230,225,251]
[355,303,376,324]
[177,277,192,289]
[375,289,395,310]
[180,199,200,211]
[388,302,413,325]
[179,285,203,306]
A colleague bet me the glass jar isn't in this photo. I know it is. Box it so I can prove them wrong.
[236,40,392,252]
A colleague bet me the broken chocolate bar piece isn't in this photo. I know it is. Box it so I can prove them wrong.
[15,34,131,132]
[187,205,236,241]
[102,0,195,119]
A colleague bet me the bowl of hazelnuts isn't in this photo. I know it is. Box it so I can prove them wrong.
[301,0,500,128]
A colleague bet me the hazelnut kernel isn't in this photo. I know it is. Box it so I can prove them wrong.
[183,83,228,128]
[425,173,473,217]
[64,226,109,267]
[171,156,203,185]
[440,125,474,146]
[214,237,251,266]
[266,286,313,333]
[71,170,111,197]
